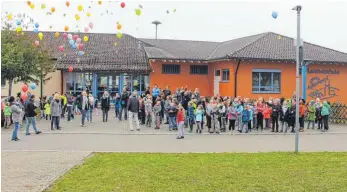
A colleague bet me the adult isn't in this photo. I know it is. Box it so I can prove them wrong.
[256,97,265,131]
[152,84,161,105]
[194,88,201,100]
[119,87,129,120]
[128,91,140,131]
[9,96,22,141]
[78,91,90,127]
[50,94,62,130]
[25,95,42,135]
[144,87,151,96]
[67,94,74,122]
[87,93,94,123]
[101,91,111,122]
[163,86,171,99]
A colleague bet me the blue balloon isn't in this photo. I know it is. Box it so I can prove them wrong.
[16,20,21,25]
[272,11,278,19]
[34,28,39,33]
[29,83,36,90]
[34,23,39,28]
[72,43,77,49]
[69,39,74,45]
[78,51,84,56]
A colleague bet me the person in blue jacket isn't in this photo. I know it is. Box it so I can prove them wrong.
[152,84,161,105]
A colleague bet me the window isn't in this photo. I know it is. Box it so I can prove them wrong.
[162,64,180,74]
[215,70,220,76]
[1,77,6,88]
[252,69,281,93]
[190,65,208,75]
[222,69,230,81]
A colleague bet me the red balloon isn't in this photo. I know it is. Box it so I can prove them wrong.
[21,93,28,102]
[78,44,83,50]
[68,66,73,72]
[63,33,68,39]
[22,84,28,92]
[120,2,125,8]
[73,35,79,41]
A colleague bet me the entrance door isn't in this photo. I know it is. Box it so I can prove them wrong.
[214,70,221,96]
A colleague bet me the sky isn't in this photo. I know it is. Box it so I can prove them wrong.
[1,0,347,53]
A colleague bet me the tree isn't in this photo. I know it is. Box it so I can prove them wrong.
[1,15,55,96]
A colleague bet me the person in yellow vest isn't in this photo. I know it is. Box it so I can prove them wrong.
[44,100,51,120]
[59,94,67,118]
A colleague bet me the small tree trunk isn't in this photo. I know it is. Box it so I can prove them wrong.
[8,79,13,96]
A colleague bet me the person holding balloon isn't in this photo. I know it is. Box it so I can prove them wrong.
[9,96,22,141]
[24,95,42,136]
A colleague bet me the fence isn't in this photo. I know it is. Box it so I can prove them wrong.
[329,103,347,124]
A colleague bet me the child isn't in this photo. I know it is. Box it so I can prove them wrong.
[207,102,219,134]
[253,102,257,129]
[145,99,153,127]
[316,103,323,130]
[263,104,272,129]
[288,105,296,133]
[321,101,330,132]
[227,101,237,132]
[236,100,243,131]
[177,103,185,139]
[248,105,254,132]
[271,100,280,132]
[44,100,51,120]
[279,100,289,133]
[239,105,250,133]
[153,101,162,129]
[195,105,204,134]
[164,96,171,124]
[113,93,121,118]
[39,98,46,119]
[4,102,12,128]
[307,100,316,129]
[187,102,195,133]
[218,102,226,132]
[299,99,306,132]
[168,102,178,131]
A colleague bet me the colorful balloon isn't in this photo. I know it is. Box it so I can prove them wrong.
[78,51,84,56]
[27,1,31,6]
[173,9,176,12]
[66,1,70,7]
[83,36,89,42]
[41,4,46,9]
[68,66,73,72]
[89,22,94,29]
[72,43,77,49]
[73,35,79,41]
[16,20,21,25]
[55,32,60,38]
[84,27,89,33]
[38,32,43,40]
[135,8,141,16]
[68,34,72,40]
[69,39,74,45]
[16,27,22,33]
[98,1,102,5]
[7,14,12,20]
[117,23,122,30]
[78,5,83,11]
[75,14,80,21]
[120,2,125,8]
[63,33,67,39]
[114,42,118,46]
[272,11,278,19]
[22,84,28,92]
[29,3,35,9]
[34,28,39,33]
[58,45,64,52]
[116,32,122,39]
[51,7,56,12]
[77,44,83,50]
[34,41,39,46]
[34,23,39,28]
[21,93,28,102]
[76,38,82,43]
[64,26,69,32]
[86,12,91,17]
[30,82,36,90]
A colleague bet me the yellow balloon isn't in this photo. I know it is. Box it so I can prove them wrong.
[78,5,83,11]
[41,4,46,9]
[116,32,122,39]
[135,8,141,16]
[7,14,12,20]
[30,3,35,9]
[75,14,80,21]
[55,32,60,38]
[16,27,22,33]
[38,32,43,40]
[114,42,118,46]
[87,12,91,17]
[83,36,89,42]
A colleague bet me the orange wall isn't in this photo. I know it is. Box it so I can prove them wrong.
[305,64,347,103]
[208,60,237,97]
[149,60,210,96]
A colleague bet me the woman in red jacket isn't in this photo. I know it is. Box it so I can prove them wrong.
[177,104,185,139]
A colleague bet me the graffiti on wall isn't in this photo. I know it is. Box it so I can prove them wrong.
[307,76,339,100]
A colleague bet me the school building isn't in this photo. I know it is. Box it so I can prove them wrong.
[2,31,347,103]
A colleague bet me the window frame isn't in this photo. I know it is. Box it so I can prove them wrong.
[215,70,221,76]
[162,64,181,74]
[252,69,281,93]
[190,65,208,75]
[221,69,230,82]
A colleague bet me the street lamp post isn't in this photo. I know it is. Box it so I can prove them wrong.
[151,20,162,39]
[293,5,302,153]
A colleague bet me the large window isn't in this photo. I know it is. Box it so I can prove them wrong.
[252,69,281,93]
[190,65,208,75]
[162,64,180,74]
[222,69,230,81]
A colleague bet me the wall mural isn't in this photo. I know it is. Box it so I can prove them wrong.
[307,76,339,100]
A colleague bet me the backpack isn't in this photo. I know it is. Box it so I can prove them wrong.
[242,110,249,122]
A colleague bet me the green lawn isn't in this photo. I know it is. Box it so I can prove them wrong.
[46,152,347,192]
